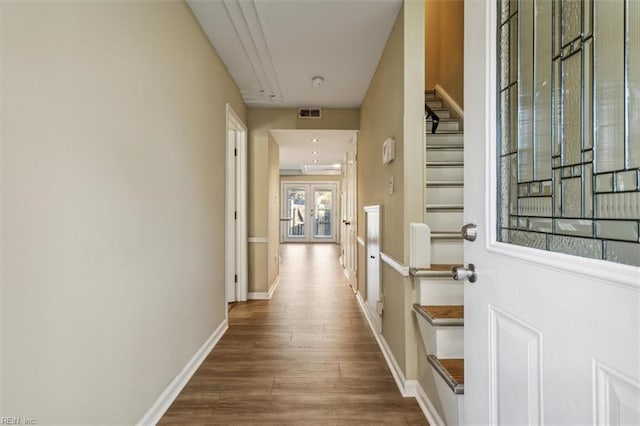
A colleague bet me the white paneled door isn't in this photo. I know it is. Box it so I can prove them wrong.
[464,1,639,424]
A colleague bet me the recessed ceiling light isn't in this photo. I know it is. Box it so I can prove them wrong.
[312,151,319,154]
[313,159,319,163]
[311,138,319,143]
[333,164,341,168]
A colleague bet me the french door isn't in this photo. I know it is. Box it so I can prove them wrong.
[281,183,337,242]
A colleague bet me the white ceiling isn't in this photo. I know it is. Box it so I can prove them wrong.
[187,0,401,171]
[271,129,357,174]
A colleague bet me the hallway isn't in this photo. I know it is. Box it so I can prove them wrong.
[160,244,427,425]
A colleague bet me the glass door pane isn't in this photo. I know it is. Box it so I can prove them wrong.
[313,188,333,239]
[286,186,306,239]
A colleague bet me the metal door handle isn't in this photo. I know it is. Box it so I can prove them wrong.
[452,264,477,283]
[461,223,477,242]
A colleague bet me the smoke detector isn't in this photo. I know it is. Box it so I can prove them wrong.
[312,76,324,87]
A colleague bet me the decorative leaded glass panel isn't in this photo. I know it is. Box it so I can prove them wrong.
[497,0,640,267]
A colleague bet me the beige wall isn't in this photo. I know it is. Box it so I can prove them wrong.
[268,136,280,289]
[0,1,245,423]
[358,5,408,372]
[358,0,426,383]
[247,108,358,293]
[425,0,464,108]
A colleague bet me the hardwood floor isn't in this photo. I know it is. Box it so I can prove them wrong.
[160,243,428,425]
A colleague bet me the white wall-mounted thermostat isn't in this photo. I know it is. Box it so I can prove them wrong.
[382,138,395,165]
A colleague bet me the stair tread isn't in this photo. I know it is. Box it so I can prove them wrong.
[426,161,464,166]
[426,181,464,187]
[426,204,464,209]
[428,355,465,394]
[426,130,463,135]
[425,144,464,150]
[423,305,464,320]
[413,304,464,327]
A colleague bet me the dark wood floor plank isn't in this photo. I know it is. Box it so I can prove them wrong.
[160,243,427,425]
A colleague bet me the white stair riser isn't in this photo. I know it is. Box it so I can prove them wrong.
[436,327,464,358]
[431,109,451,119]
[415,317,464,358]
[417,278,464,306]
[426,166,463,181]
[425,210,464,232]
[426,149,463,162]
[431,239,463,264]
[426,134,464,145]
[426,99,442,108]
[432,365,464,426]
[427,120,460,131]
[426,186,464,205]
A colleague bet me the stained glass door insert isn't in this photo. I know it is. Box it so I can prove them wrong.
[497,0,639,266]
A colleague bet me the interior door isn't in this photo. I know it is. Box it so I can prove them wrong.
[365,205,381,333]
[464,1,639,424]
[345,142,358,287]
[282,183,337,243]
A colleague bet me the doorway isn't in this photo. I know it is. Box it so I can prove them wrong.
[281,182,338,243]
[225,104,247,303]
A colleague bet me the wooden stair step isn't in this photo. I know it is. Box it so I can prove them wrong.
[425,144,463,150]
[413,304,464,326]
[426,161,463,167]
[426,204,464,212]
[426,181,464,188]
[426,129,463,135]
[428,355,464,394]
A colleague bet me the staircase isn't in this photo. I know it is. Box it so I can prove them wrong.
[412,89,465,425]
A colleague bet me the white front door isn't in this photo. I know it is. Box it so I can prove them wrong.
[464,1,639,424]
[282,183,337,243]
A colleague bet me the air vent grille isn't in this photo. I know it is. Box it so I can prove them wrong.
[298,108,322,119]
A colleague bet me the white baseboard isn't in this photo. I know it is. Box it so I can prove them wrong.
[411,379,446,426]
[355,293,446,426]
[355,293,406,395]
[137,319,229,425]
[248,275,281,300]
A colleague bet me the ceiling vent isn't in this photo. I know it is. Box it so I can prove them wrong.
[298,108,322,119]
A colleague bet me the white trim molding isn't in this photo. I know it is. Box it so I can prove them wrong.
[137,319,229,425]
[355,293,445,426]
[434,84,464,120]
[412,380,446,426]
[380,252,410,277]
[248,275,281,300]
[248,237,268,243]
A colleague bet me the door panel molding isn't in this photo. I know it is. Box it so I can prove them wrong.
[489,305,543,426]
[593,360,640,425]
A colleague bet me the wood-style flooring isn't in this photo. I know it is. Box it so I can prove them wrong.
[160,243,428,425]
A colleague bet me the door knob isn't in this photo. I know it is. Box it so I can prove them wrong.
[452,263,477,283]
[461,223,477,242]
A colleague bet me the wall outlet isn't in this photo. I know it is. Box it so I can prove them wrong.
[388,176,394,194]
